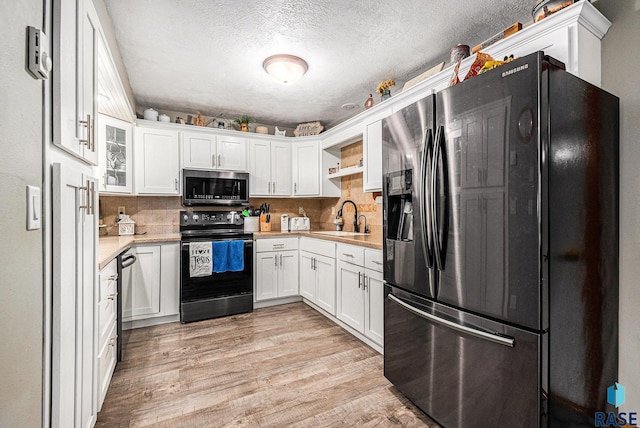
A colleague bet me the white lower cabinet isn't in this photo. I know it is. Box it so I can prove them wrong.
[122,242,179,323]
[299,237,336,315]
[255,238,299,301]
[97,259,118,411]
[336,244,384,346]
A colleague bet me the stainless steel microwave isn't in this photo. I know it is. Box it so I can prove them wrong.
[182,169,250,206]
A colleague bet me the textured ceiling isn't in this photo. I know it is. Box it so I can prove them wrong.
[104,0,534,129]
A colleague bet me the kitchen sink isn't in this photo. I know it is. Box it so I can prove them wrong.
[312,231,369,236]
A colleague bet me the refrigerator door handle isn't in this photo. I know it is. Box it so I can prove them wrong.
[388,294,515,348]
[419,128,434,270]
[431,125,449,272]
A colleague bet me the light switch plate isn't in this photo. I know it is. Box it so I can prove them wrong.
[27,185,41,230]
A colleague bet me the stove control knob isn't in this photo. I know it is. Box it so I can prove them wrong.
[182,214,189,221]
[192,214,199,222]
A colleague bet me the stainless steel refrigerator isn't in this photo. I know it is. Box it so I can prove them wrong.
[382,52,619,427]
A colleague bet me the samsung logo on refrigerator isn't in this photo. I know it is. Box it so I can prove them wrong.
[502,63,529,77]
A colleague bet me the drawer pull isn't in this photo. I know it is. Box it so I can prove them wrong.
[343,253,354,258]
[106,293,117,301]
[108,337,117,347]
[107,274,118,281]
[372,260,382,265]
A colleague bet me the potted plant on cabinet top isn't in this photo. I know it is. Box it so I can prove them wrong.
[234,115,253,132]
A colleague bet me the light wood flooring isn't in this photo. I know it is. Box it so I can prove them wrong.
[96,302,439,427]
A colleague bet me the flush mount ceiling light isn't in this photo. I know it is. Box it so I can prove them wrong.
[263,54,308,84]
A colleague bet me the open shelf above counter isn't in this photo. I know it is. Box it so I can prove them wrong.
[327,166,363,179]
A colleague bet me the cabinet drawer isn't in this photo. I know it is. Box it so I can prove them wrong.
[97,322,117,410]
[364,249,383,272]
[337,243,365,266]
[300,237,335,258]
[256,237,298,253]
[99,258,118,301]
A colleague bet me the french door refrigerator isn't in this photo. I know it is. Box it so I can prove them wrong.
[382,52,619,427]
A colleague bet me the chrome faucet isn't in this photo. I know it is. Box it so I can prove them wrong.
[337,200,359,232]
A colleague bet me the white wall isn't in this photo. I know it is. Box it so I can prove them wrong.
[595,0,640,413]
[0,1,44,426]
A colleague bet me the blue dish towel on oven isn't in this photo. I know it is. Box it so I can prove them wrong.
[212,240,244,273]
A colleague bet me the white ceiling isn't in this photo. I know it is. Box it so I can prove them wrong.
[104,0,535,129]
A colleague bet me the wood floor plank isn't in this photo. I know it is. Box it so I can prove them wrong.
[96,302,439,427]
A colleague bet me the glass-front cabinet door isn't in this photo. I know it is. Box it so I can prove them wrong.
[99,114,132,193]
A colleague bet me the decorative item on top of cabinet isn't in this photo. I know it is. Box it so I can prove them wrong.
[376,79,395,101]
[364,94,374,109]
[293,121,323,137]
[274,126,286,136]
[234,115,253,132]
[192,111,205,126]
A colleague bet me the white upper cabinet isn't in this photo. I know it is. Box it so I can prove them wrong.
[182,132,247,171]
[134,126,180,194]
[99,114,132,194]
[248,139,292,197]
[292,141,320,196]
[53,0,99,165]
[363,120,383,193]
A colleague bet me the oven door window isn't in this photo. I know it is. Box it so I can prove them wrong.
[180,240,253,302]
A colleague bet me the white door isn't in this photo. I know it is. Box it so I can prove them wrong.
[364,268,384,346]
[336,261,364,332]
[256,252,278,300]
[249,140,271,196]
[182,131,215,169]
[293,141,320,196]
[271,141,292,196]
[279,251,299,297]
[364,120,383,192]
[52,163,97,428]
[135,127,180,194]
[124,245,162,319]
[99,114,132,193]
[299,251,316,301]
[314,254,336,316]
[217,135,247,171]
[79,0,99,166]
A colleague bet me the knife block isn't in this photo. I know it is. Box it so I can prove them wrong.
[259,214,271,232]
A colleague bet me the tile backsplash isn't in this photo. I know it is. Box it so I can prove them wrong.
[100,140,382,236]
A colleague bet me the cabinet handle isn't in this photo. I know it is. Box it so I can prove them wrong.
[279,254,283,268]
[174,177,178,190]
[107,274,118,281]
[79,114,94,150]
[268,182,271,194]
[107,293,117,301]
[363,275,368,291]
[218,154,222,168]
[79,180,94,215]
[212,154,216,168]
[274,255,278,269]
[273,181,276,193]
[90,181,95,215]
[358,272,361,289]
[294,182,297,194]
[313,257,316,270]
[108,337,117,347]
[343,253,354,258]
[102,173,107,189]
